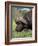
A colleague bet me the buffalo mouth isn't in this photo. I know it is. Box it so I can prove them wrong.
[16,22,24,32]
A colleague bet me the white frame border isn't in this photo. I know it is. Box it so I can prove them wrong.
[9,4,35,42]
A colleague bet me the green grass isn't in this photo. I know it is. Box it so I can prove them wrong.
[12,31,32,38]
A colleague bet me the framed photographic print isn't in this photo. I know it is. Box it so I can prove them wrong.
[5,1,37,45]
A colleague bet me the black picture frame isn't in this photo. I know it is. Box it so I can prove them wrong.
[5,1,37,45]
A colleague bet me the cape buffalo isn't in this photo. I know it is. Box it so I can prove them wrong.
[15,10,32,32]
